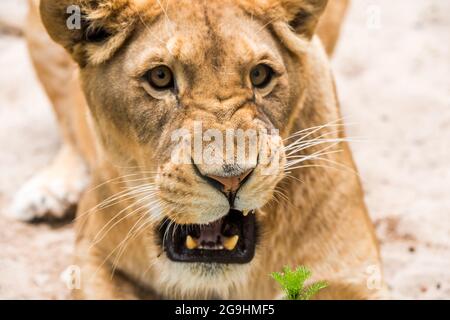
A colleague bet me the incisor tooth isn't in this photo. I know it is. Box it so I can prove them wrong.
[223,235,239,251]
[186,235,198,250]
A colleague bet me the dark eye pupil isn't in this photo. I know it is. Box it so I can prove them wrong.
[156,70,166,79]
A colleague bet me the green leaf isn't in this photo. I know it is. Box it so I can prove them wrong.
[299,281,328,300]
[270,265,327,300]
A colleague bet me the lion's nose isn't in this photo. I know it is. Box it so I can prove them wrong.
[206,170,253,195]
[192,162,255,205]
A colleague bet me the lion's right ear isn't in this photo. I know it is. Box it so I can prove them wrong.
[40,0,138,66]
[277,0,329,39]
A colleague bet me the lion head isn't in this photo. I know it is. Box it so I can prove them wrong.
[40,0,344,298]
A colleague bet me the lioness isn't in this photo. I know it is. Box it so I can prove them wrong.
[13,0,385,299]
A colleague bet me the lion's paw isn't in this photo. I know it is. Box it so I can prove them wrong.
[9,146,90,222]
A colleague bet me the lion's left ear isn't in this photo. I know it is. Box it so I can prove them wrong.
[40,0,139,66]
[277,0,328,39]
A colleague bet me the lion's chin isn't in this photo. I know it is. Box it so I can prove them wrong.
[154,258,255,299]
[159,209,257,264]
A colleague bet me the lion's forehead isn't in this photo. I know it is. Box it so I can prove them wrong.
[133,0,277,67]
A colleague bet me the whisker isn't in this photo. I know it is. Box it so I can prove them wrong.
[285,143,341,169]
[75,184,157,222]
[92,201,167,281]
[156,0,173,36]
[284,129,344,151]
[91,212,147,281]
[113,176,157,185]
[111,212,160,277]
[86,172,155,193]
[284,123,345,142]
[298,156,359,176]
[109,213,149,278]
[283,117,351,141]
[285,136,365,154]
[256,17,277,35]
[285,150,343,169]
[90,194,160,246]
[283,174,304,184]
[285,133,357,154]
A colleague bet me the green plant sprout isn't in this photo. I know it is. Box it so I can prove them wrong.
[271,266,328,300]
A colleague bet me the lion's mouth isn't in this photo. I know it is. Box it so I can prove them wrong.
[160,209,257,264]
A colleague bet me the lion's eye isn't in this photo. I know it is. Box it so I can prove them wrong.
[250,64,273,88]
[146,66,174,90]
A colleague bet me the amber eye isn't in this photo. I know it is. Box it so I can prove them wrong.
[146,66,174,90]
[250,64,273,88]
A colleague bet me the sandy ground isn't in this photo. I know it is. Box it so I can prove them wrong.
[0,0,449,299]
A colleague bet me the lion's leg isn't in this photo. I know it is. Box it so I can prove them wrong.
[9,0,92,221]
[10,144,89,221]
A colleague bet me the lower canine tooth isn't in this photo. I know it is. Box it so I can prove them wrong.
[186,235,198,250]
[223,235,239,251]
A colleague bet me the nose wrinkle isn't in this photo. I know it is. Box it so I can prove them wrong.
[189,95,253,121]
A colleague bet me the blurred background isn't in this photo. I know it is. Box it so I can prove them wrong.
[0,0,449,299]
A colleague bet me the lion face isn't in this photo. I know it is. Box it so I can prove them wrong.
[41,0,329,298]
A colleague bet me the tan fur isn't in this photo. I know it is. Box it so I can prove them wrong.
[316,0,350,55]
[23,0,385,299]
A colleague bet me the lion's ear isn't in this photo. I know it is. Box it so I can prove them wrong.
[278,0,328,39]
[40,0,136,66]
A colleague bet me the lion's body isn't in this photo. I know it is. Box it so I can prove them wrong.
[18,0,386,299]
